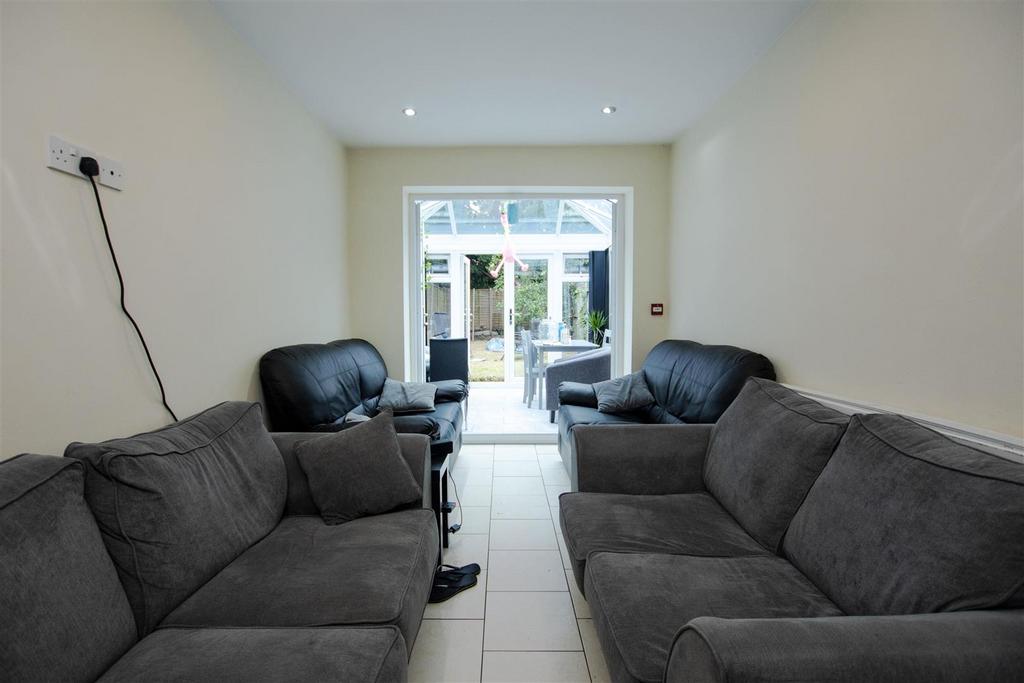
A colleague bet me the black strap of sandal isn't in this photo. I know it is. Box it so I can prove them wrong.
[429,571,478,603]
[438,563,481,577]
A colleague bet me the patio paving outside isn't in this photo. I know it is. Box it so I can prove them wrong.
[465,381,557,435]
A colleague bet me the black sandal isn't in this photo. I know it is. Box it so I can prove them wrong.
[437,563,481,578]
[428,571,478,603]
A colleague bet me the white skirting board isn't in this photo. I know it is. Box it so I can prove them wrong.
[463,432,558,445]
[785,384,1024,464]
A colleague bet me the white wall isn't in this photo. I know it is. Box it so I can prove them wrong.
[345,145,671,376]
[1,1,350,457]
[670,1,1023,437]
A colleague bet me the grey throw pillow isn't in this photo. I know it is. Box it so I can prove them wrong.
[377,378,437,413]
[593,372,656,413]
[295,411,422,525]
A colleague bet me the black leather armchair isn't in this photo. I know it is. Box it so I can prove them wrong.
[259,339,468,461]
[557,339,775,488]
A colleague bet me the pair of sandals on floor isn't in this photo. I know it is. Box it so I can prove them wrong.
[429,563,481,603]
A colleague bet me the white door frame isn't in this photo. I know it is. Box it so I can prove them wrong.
[404,187,634,382]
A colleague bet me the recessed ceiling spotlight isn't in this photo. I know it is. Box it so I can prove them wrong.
[601,105,617,114]
[402,107,417,117]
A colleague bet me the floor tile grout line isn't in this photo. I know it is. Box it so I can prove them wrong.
[452,443,595,682]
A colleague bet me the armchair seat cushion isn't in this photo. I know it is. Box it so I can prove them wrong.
[100,626,407,683]
[559,492,769,592]
[585,553,843,683]
[162,509,438,649]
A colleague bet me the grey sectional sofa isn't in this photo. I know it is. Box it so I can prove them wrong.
[559,378,1024,683]
[1,401,437,682]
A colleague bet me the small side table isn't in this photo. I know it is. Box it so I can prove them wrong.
[430,444,453,556]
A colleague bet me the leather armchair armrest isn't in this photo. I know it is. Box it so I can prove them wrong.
[574,424,711,494]
[667,611,1024,683]
[558,381,599,408]
[430,379,469,403]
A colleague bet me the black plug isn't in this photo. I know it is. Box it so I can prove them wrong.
[448,523,461,534]
[79,156,100,178]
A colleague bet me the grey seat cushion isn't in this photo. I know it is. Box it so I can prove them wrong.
[0,455,137,683]
[585,552,843,683]
[783,414,1024,616]
[558,492,768,592]
[163,509,438,649]
[65,402,287,636]
[99,626,406,683]
[703,378,850,552]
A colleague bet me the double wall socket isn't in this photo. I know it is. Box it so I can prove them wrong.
[47,134,125,190]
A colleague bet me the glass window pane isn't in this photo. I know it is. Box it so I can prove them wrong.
[425,256,449,274]
[562,281,590,340]
[563,254,589,275]
[425,282,451,341]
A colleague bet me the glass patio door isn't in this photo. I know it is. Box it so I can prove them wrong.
[509,256,552,383]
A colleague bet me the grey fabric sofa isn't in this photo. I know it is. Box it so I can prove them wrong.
[1,401,437,682]
[559,378,1024,683]
[544,346,611,423]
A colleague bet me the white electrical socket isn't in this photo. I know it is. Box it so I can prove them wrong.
[47,134,125,191]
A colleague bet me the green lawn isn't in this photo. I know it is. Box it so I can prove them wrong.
[469,338,523,381]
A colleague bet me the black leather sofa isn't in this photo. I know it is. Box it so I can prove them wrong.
[557,339,775,488]
[260,339,467,461]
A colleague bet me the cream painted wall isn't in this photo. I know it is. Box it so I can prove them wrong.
[346,145,671,376]
[670,1,1023,437]
[1,2,349,457]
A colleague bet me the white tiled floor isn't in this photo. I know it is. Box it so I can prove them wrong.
[409,443,611,683]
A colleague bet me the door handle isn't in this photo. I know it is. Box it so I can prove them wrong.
[508,310,513,326]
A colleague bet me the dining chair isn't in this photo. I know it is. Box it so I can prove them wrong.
[521,330,540,407]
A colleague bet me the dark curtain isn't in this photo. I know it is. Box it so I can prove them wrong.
[588,249,610,341]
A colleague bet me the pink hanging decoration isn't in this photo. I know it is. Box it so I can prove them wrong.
[489,203,530,278]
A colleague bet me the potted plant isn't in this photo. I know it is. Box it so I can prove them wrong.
[584,310,608,346]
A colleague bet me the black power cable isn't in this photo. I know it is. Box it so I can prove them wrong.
[80,157,178,422]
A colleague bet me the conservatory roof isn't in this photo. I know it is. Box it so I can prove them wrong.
[419,199,612,237]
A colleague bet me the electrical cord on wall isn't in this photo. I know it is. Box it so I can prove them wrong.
[79,157,178,422]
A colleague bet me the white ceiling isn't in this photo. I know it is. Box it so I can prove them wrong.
[214,1,809,147]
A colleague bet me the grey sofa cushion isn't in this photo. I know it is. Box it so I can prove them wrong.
[703,379,849,552]
[378,378,437,412]
[65,402,286,636]
[163,509,437,648]
[668,611,1024,683]
[559,492,768,592]
[585,552,843,683]
[99,626,407,683]
[0,454,137,683]
[297,411,423,525]
[784,414,1024,616]
[273,432,431,516]
[593,371,656,413]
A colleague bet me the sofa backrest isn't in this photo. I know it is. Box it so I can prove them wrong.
[640,340,775,423]
[783,413,1024,616]
[66,401,286,636]
[1,454,137,682]
[704,379,850,552]
[260,338,389,430]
